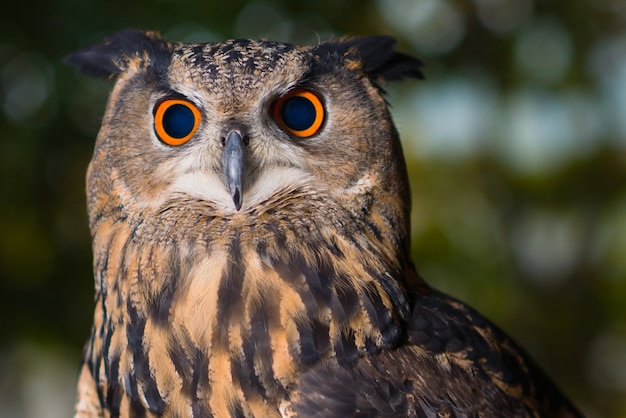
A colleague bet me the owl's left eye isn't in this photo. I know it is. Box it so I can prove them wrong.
[154,99,202,146]
[272,89,325,138]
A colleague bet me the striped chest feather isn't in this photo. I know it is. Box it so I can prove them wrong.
[80,196,411,417]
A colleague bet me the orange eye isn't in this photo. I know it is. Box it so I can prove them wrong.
[154,99,202,146]
[273,89,325,138]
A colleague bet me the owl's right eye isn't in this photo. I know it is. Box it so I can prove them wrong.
[154,99,202,146]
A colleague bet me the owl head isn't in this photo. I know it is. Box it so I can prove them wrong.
[66,30,422,254]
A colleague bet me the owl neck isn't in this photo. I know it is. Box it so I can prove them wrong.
[87,191,417,410]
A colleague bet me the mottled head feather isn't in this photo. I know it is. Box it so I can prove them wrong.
[64,29,171,78]
[66,30,424,84]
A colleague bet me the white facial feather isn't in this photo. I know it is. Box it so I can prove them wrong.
[244,166,314,208]
[169,166,314,213]
[169,170,235,209]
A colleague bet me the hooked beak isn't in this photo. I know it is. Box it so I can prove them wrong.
[222,130,245,211]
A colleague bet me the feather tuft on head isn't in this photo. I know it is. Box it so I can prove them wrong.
[64,29,170,78]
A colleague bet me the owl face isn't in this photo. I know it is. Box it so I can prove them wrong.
[68,31,422,230]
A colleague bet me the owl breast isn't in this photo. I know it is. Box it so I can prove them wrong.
[83,182,409,416]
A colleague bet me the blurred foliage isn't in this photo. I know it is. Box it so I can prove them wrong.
[1,0,625,417]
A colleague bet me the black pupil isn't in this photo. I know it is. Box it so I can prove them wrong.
[162,104,195,138]
[281,96,316,131]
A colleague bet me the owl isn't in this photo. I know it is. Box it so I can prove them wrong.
[66,30,583,418]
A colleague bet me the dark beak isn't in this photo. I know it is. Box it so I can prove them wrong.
[222,130,245,211]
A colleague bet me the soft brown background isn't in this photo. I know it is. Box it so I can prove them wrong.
[1,1,625,416]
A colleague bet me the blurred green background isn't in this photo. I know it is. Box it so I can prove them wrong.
[1,0,625,416]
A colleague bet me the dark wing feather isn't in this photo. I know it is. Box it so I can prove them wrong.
[286,289,584,418]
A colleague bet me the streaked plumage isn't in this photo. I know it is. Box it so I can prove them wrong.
[66,30,583,417]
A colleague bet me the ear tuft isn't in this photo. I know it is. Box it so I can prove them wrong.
[316,36,424,82]
[343,36,424,82]
[64,30,170,78]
